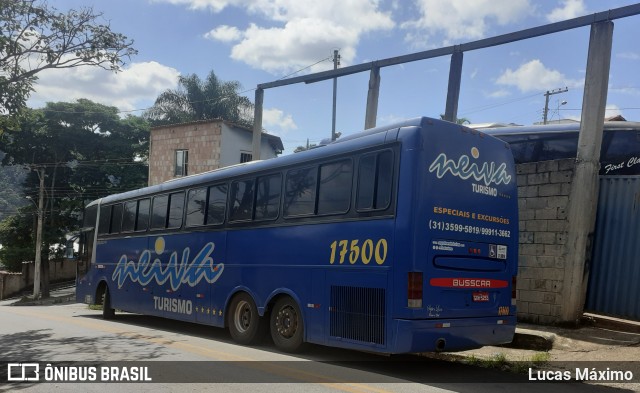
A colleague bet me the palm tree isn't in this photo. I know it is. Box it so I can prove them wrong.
[146,71,254,127]
[439,114,471,125]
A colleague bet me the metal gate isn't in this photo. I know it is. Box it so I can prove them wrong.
[585,176,640,320]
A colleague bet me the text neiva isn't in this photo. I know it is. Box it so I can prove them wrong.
[429,151,512,186]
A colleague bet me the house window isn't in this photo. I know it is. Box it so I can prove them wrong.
[175,150,188,177]
[240,152,252,163]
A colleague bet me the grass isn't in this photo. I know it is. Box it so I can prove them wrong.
[464,351,551,374]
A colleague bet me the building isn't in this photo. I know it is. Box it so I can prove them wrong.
[148,119,283,186]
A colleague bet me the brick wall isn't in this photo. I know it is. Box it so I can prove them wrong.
[516,158,575,324]
[148,122,222,186]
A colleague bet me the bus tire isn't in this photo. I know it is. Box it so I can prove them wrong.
[270,296,305,353]
[227,293,265,345]
[102,286,115,320]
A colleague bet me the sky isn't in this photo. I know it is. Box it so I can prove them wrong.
[26,0,640,154]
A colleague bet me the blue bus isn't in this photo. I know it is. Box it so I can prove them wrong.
[75,116,518,354]
[479,121,640,176]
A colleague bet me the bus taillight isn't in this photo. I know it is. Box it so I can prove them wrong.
[408,272,423,308]
[512,276,517,306]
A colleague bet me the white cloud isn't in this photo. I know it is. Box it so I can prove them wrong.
[182,0,395,74]
[546,0,587,23]
[150,0,233,12]
[617,51,640,60]
[28,61,180,112]
[488,89,510,98]
[204,25,243,42]
[263,108,297,133]
[496,60,580,92]
[401,0,532,46]
[605,104,622,118]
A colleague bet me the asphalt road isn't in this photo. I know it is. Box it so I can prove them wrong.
[0,302,630,393]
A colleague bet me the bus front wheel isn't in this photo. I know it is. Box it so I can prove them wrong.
[102,286,115,320]
[227,293,265,345]
[270,297,305,353]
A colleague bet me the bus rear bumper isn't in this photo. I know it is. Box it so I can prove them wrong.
[390,316,517,354]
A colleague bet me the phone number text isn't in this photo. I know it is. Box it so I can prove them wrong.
[429,220,511,238]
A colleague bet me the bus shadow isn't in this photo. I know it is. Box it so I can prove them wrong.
[74,311,630,392]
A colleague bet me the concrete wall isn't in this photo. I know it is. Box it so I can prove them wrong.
[0,260,76,300]
[219,123,279,167]
[516,158,575,324]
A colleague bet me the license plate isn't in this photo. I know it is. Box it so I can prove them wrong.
[472,291,489,302]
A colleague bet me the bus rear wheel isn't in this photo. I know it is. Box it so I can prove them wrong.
[227,293,265,345]
[270,297,305,353]
[102,286,115,320]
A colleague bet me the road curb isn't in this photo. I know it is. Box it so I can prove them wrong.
[501,330,555,351]
[582,313,640,334]
[10,294,76,307]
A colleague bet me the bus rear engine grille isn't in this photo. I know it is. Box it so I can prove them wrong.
[329,286,386,346]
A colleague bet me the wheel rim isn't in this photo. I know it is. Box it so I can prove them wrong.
[275,305,297,338]
[233,300,252,333]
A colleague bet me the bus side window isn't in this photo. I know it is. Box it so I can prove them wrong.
[207,184,227,225]
[151,195,169,229]
[98,205,112,235]
[136,198,150,232]
[284,167,318,217]
[230,180,254,222]
[603,130,640,162]
[111,203,123,234]
[122,201,137,232]
[499,136,537,164]
[538,134,578,161]
[167,192,185,229]
[357,151,393,211]
[255,174,281,220]
[318,159,352,215]
[186,188,207,227]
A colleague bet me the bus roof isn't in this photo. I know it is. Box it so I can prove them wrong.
[91,116,445,207]
[478,120,640,136]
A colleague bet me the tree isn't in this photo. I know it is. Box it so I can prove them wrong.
[440,114,471,125]
[0,99,149,294]
[145,70,254,128]
[0,0,137,117]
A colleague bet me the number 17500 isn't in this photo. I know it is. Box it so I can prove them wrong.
[329,239,388,265]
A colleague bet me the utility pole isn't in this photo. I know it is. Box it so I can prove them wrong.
[543,87,568,124]
[331,49,340,141]
[32,167,45,299]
